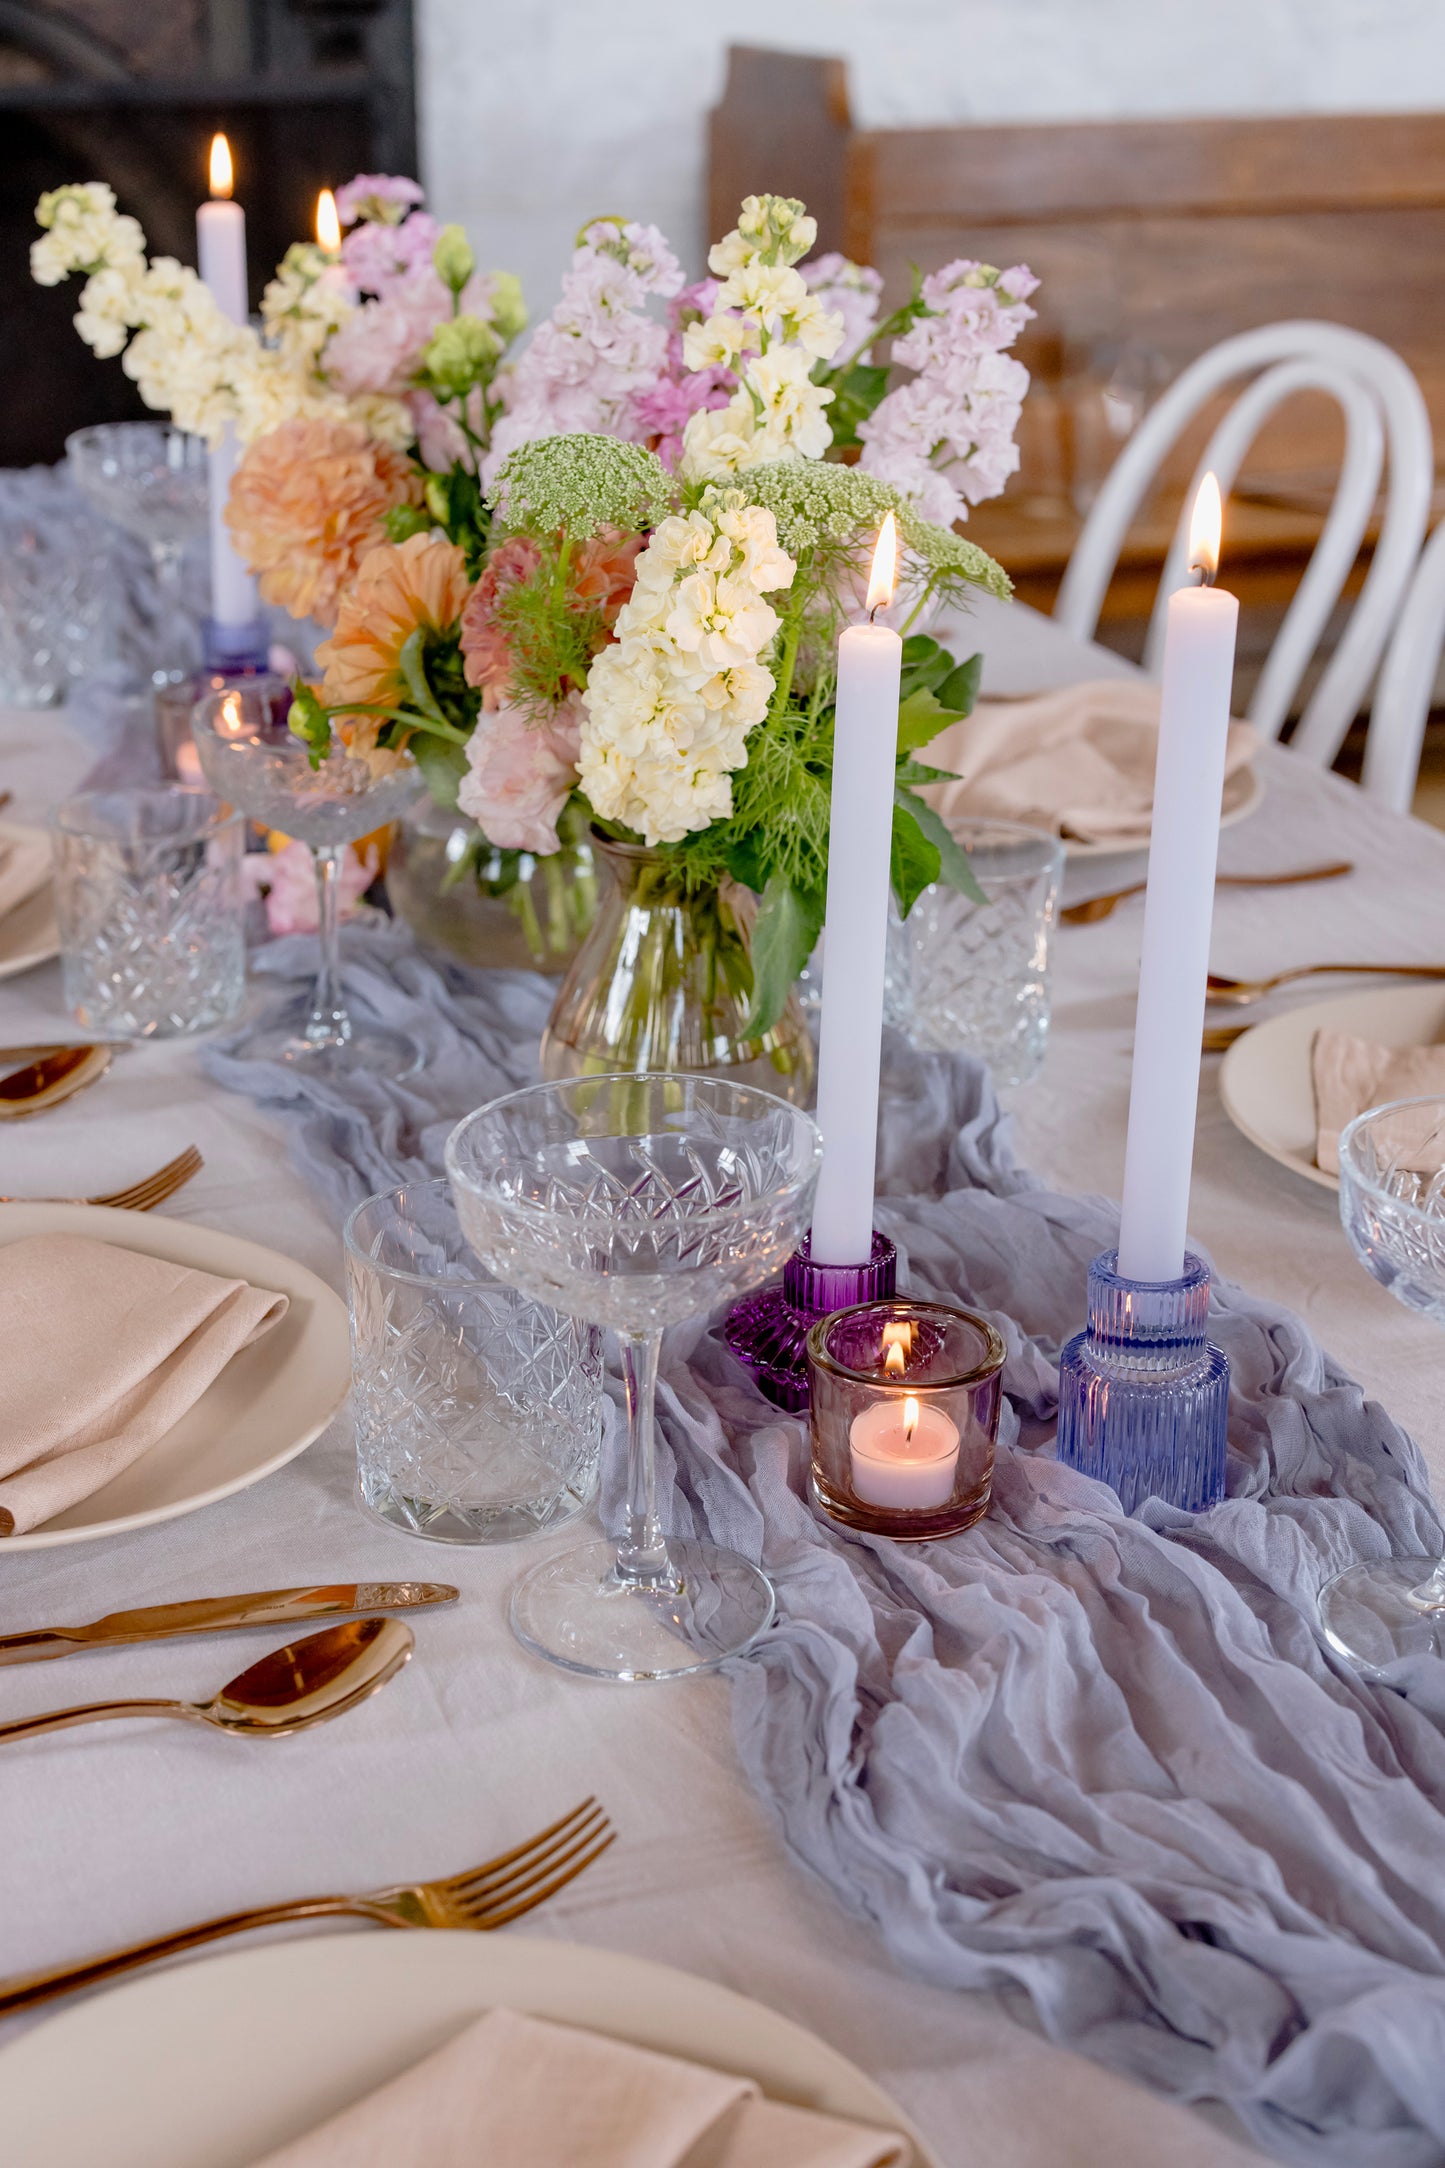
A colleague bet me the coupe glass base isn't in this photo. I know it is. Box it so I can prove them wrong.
[246,1010,422,1080]
[509,1537,776,1681]
[1318,1558,1445,1668]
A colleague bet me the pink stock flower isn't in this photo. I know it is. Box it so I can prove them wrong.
[341,212,440,299]
[456,693,583,855]
[801,252,883,358]
[335,174,425,227]
[325,275,447,396]
[242,838,377,935]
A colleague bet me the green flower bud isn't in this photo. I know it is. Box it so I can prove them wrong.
[489,269,527,343]
[422,312,499,396]
[433,222,476,294]
[424,475,451,525]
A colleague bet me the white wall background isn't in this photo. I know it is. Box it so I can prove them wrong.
[418,0,1445,315]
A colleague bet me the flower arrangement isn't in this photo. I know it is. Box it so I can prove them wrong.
[34,179,1038,1034]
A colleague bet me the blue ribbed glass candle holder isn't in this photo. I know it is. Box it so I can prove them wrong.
[1057,1249,1228,1515]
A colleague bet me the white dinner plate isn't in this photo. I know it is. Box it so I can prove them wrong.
[0,819,58,981]
[0,1931,939,2168]
[1218,982,1445,1192]
[0,1203,349,1547]
[1064,761,1263,860]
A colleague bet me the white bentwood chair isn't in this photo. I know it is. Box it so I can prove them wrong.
[1054,322,1435,811]
[1366,519,1445,815]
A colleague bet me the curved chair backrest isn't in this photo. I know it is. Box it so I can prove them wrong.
[1365,519,1445,814]
[1054,322,1433,784]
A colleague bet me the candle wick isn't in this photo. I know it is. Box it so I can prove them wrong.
[1186,560,1216,589]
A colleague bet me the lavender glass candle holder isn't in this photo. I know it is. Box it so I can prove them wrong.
[725,1231,896,1412]
[807,1298,1005,1540]
[1056,1249,1228,1515]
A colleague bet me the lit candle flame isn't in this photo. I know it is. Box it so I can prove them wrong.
[865,511,897,615]
[315,189,341,253]
[219,691,244,737]
[1188,471,1223,585]
[903,1396,919,1443]
[881,1320,911,1376]
[208,133,234,201]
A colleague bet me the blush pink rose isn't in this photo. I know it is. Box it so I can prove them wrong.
[242,838,377,935]
[456,694,582,856]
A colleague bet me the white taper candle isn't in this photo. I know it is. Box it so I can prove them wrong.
[810,516,903,1266]
[1116,476,1240,1283]
[197,135,258,632]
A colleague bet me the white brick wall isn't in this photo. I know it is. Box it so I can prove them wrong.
[418,0,1445,320]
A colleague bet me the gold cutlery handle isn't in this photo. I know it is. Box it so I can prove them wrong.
[0,1895,386,2015]
[0,1696,191,1743]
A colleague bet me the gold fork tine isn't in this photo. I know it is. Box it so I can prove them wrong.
[448,1809,612,1910]
[437,1797,600,1896]
[463,1831,617,1930]
[90,1147,204,1212]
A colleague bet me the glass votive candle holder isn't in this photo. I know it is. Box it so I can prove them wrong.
[806,1298,1006,1540]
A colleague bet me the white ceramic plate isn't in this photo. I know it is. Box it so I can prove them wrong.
[0,1931,939,2168]
[0,820,58,981]
[1218,982,1445,1192]
[0,1204,349,1547]
[1065,762,1263,860]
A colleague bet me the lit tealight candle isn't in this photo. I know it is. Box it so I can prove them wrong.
[849,1391,961,1510]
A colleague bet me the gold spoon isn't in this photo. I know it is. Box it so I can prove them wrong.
[0,1617,413,1746]
[1206,961,1445,1007]
[0,1045,111,1119]
[1062,860,1354,925]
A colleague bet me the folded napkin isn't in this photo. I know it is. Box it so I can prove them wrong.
[1312,1029,1445,1175]
[923,677,1260,847]
[0,1233,288,1535]
[248,2007,909,2168]
[0,831,52,922]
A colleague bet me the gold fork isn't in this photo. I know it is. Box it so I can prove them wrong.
[0,1145,204,1211]
[1207,961,1445,1007]
[0,1797,613,2016]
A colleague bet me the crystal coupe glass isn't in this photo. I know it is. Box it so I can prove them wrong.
[446,1075,822,1680]
[1319,1095,1445,1667]
[191,677,422,1075]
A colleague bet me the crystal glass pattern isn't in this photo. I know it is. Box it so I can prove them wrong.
[346,1181,603,1545]
[54,789,244,1039]
[807,1298,1005,1539]
[1057,1249,1229,1515]
[1320,1096,1445,1666]
[540,834,814,1106]
[0,480,111,706]
[67,424,208,688]
[447,1075,822,1680]
[904,818,1065,1086]
[191,677,422,1075]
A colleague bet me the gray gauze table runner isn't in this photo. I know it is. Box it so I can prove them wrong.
[204,922,1445,2168]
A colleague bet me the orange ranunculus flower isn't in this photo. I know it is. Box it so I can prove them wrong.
[316,531,473,773]
[225,418,423,629]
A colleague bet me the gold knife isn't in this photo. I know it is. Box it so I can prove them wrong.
[0,1582,460,1665]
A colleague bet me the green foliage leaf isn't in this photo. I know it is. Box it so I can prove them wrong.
[890,805,942,919]
[399,628,446,724]
[937,653,982,714]
[822,360,892,450]
[895,782,986,903]
[383,503,431,546]
[896,756,960,787]
[744,872,826,1037]
[410,732,469,811]
[287,680,332,770]
[896,685,965,756]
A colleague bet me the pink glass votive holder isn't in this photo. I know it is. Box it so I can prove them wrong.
[806,1299,1006,1540]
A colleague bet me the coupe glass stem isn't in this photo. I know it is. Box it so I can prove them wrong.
[614,1330,680,1592]
[1407,1560,1445,1612]
[305,846,353,1053]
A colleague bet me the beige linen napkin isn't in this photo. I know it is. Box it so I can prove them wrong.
[0,832,52,922]
[248,2007,909,2168]
[1312,1030,1445,1176]
[923,678,1260,847]
[0,1233,288,1535]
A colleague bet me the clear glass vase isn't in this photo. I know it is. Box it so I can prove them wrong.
[387,799,597,975]
[539,833,815,1105]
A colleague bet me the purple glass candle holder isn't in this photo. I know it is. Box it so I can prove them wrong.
[724,1230,897,1411]
[1057,1248,1228,1515]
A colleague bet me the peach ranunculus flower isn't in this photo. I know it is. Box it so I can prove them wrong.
[225,418,423,629]
[316,531,472,770]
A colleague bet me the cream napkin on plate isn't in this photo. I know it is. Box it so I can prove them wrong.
[1311,1030,1445,1176]
[0,832,53,922]
[248,2007,909,2168]
[923,677,1260,847]
[0,1233,288,1535]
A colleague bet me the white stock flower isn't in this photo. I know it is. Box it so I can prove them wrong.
[678,397,760,482]
[745,346,835,461]
[682,312,753,372]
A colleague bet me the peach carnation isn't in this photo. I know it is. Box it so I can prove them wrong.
[459,528,642,697]
[226,418,423,629]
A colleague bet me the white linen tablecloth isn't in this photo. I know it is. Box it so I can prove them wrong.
[8,594,1444,2168]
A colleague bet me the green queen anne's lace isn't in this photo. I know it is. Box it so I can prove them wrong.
[488,434,672,540]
